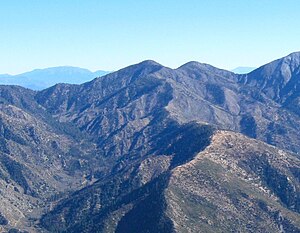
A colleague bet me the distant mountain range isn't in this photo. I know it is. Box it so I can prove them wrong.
[0,66,110,90]
[231,66,256,74]
[0,53,300,232]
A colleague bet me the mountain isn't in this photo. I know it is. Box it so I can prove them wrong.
[0,67,110,90]
[0,86,104,232]
[41,131,300,233]
[240,52,300,116]
[0,74,12,79]
[0,53,300,232]
[231,66,256,74]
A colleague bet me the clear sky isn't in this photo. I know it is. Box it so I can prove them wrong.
[1,0,300,74]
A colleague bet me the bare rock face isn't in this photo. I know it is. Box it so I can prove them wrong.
[167,131,300,233]
[40,131,300,233]
[0,53,300,232]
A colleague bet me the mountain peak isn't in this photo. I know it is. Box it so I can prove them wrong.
[286,51,300,58]
[242,51,300,104]
[178,61,208,69]
[177,61,232,73]
[247,51,300,76]
[109,60,163,77]
[136,60,163,67]
[282,51,300,67]
[3,54,300,232]
[177,61,235,79]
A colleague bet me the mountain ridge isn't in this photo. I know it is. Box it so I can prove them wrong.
[238,52,300,117]
[0,52,300,232]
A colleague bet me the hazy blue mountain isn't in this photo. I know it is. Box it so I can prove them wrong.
[231,66,256,74]
[0,74,12,80]
[0,66,110,90]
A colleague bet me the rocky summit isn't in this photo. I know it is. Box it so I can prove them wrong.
[0,53,300,232]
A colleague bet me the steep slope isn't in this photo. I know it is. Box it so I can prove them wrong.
[36,55,300,232]
[162,61,300,153]
[240,52,300,115]
[166,131,300,233]
[0,86,102,232]
[1,54,300,232]
[41,130,300,233]
[40,122,214,233]
[35,58,300,154]
[36,61,171,160]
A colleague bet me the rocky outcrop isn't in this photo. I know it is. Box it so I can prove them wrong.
[166,131,300,233]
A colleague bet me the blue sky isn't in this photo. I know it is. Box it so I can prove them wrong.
[1,0,300,74]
